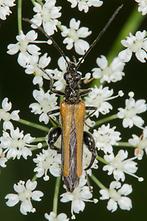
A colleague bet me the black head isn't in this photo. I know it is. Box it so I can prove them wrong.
[64,61,82,87]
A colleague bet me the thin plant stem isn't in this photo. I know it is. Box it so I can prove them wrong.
[115,142,135,148]
[32,137,46,143]
[96,155,108,164]
[32,175,37,181]
[107,6,144,63]
[92,114,118,128]
[17,0,22,33]
[31,142,47,151]
[53,176,61,215]
[90,174,106,189]
[19,119,49,132]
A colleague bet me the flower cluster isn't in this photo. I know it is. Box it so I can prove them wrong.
[66,0,103,13]
[135,0,147,15]
[0,0,15,20]
[0,0,147,220]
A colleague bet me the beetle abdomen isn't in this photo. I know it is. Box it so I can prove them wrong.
[60,100,85,191]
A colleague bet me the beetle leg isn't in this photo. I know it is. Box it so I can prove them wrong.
[47,108,60,116]
[83,131,96,170]
[85,106,97,119]
[47,109,60,126]
[48,127,62,153]
[80,88,91,97]
[51,89,65,96]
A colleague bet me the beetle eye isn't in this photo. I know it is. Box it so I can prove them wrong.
[64,73,72,81]
[76,72,81,80]
[64,73,68,81]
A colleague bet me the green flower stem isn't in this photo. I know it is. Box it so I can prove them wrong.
[32,175,37,181]
[30,0,36,5]
[90,174,106,190]
[31,142,47,151]
[115,142,135,148]
[32,137,46,143]
[17,0,22,33]
[96,155,108,164]
[19,119,49,132]
[92,114,118,128]
[53,176,61,215]
[107,6,144,63]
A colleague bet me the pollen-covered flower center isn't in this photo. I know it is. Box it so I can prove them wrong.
[139,139,147,149]
[19,189,32,201]
[109,189,121,201]
[19,40,29,52]
[42,9,51,22]
[68,29,79,41]
[111,158,123,170]
[103,67,112,76]
[42,157,54,169]
[125,108,137,118]
[0,109,11,121]
[130,40,143,52]
[41,98,51,113]
[11,139,25,149]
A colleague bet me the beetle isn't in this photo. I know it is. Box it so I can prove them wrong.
[24,5,123,192]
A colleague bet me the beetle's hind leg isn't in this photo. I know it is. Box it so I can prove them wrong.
[83,131,96,170]
[48,127,62,153]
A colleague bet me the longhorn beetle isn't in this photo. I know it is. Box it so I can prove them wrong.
[24,5,123,192]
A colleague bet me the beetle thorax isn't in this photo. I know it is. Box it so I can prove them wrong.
[64,62,81,104]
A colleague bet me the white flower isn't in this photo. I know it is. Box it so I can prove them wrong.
[0,97,20,129]
[93,124,121,154]
[31,0,61,36]
[92,55,125,83]
[85,86,114,118]
[119,30,147,63]
[60,176,94,219]
[29,89,58,124]
[61,18,91,55]
[0,0,15,20]
[45,211,69,221]
[25,53,52,86]
[135,0,147,15]
[0,124,33,160]
[67,0,103,13]
[117,92,147,128]
[103,150,139,182]
[52,56,67,90]
[129,126,147,159]
[33,148,61,181]
[5,180,44,215]
[7,30,41,67]
[0,147,7,167]
[100,181,132,212]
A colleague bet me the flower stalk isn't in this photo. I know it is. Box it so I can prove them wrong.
[93,114,118,128]
[19,119,49,132]
[53,176,61,215]
[17,0,22,33]
[90,174,106,190]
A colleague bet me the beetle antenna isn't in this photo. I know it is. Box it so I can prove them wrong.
[76,4,123,70]
[23,18,69,66]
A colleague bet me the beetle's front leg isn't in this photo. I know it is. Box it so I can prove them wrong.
[83,131,96,170]
[48,127,62,153]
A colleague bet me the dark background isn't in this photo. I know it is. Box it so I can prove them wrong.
[0,0,147,221]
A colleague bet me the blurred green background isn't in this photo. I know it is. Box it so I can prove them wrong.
[0,0,147,221]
